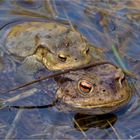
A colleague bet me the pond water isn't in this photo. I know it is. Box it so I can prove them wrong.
[0,0,140,139]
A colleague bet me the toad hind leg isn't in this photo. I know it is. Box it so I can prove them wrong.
[16,55,45,82]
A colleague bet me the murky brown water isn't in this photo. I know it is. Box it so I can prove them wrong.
[0,0,140,139]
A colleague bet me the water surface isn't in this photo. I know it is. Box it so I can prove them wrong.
[0,0,140,139]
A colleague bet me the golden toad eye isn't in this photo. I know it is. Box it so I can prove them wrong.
[85,48,89,54]
[83,47,90,54]
[78,80,94,95]
[58,54,67,62]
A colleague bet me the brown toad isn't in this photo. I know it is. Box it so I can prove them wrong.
[5,21,103,74]
[55,63,132,114]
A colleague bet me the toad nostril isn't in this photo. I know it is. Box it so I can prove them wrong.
[102,89,106,92]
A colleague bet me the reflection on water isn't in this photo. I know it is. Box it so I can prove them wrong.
[0,0,140,139]
[74,113,117,131]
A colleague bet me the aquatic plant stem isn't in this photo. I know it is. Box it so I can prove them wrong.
[1,61,116,93]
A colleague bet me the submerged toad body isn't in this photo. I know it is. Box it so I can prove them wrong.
[5,22,103,72]
[56,63,131,114]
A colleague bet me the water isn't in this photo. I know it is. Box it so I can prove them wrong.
[0,0,140,139]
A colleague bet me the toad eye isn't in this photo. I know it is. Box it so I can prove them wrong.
[83,47,90,54]
[58,54,67,62]
[85,48,89,54]
[78,80,94,95]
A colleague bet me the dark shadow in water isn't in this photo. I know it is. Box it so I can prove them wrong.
[0,99,57,110]
[1,99,117,131]
[73,113,117,131]
[8,103,117,132]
